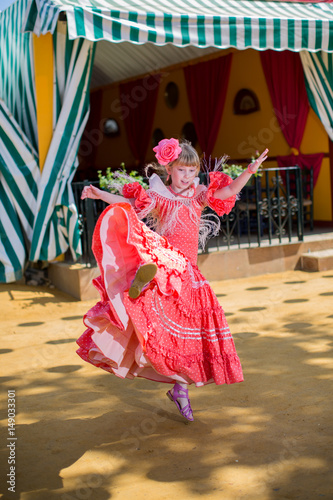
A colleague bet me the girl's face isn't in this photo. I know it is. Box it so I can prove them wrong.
[167,164,198,193]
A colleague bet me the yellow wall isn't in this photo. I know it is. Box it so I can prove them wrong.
[89,48,332,221]
[33,33,54,171]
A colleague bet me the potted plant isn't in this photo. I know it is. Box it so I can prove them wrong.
[97,163,148,194]
[222,153,262,182]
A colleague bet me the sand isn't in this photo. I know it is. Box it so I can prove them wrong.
[0,269,332,500]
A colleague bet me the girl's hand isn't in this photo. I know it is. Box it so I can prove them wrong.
[248,149,269,174]
[81,184,103,200]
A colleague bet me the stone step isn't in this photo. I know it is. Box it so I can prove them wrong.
[301,249,333,272]
[48,262,100,300]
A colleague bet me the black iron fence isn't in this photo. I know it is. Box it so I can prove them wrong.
[204,166,305,251]
[72,166,305,266]
[72,180,107,266]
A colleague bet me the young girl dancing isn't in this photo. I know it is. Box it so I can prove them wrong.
[77,139,268,422]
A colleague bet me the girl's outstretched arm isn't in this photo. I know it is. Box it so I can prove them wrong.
[81,184,135,205]
[213,149,269,201]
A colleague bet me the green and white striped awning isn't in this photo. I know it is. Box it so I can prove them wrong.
[0,98,39,282]
[24,0,333,52]
[301,51,333,141]
[1,0,37,150]
[0,1,95,283]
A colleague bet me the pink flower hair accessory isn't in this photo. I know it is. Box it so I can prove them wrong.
[153,138,182,166]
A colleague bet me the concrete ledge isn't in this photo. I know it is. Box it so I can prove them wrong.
[48,234,333,300]
[300,249,333,272]
[197,236,333,281]
[48,262,100,301]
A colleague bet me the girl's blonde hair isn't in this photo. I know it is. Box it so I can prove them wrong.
[145,139,200,181]
[170,140,200,173]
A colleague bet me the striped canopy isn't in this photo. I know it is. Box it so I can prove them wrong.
[23,0,333,52]
[0,0,95,282]
[0,98,39,282]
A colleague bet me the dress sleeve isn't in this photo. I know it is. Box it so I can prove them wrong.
[205,171,236,216]
[122,182,155,219]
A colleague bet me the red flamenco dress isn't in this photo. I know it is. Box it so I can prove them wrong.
[76,172,244,386]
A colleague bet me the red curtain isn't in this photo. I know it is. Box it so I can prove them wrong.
[183,54,232,158]
[260,50,309,151]
[120,74,161,166]
[261,50,324,186]
[78,89,103,173]
[277,153,324,187]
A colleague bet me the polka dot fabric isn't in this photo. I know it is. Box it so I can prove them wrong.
[76,175,243,386]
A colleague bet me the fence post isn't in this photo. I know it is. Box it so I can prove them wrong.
[285,168,292,242]
[265,170,272,244]
[296,167,304,241]
[83,181,97,266]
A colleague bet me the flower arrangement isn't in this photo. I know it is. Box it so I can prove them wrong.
[98,163,148,194]
[153,138,182,165]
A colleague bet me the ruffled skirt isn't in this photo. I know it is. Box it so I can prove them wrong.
[76,203,243,386]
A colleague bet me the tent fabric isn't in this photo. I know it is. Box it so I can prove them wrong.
[0,7,96,283]
[0,0,37,150]
[0,99,39,282]
[0,0,38,283]
[23,0,333,52]
[29,23,96,263]
[300,51,333,141]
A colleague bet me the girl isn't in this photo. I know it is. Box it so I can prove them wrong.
[77,139,268,422]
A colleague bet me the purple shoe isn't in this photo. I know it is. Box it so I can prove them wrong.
[167,383,194,422]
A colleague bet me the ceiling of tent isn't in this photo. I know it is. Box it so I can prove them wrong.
[90,40,221,89]
[23,0,333,90]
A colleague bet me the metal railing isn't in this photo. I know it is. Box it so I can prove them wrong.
[72,180,107,266]
[204,166,304,251]
[72,166,304,266]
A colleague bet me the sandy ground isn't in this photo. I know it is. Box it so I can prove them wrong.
[0,269,333,500]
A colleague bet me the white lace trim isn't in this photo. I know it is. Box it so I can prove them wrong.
[148,173,201,200]
[187,262,209,288]
[151,288,232,341]
[137,174,220,249]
